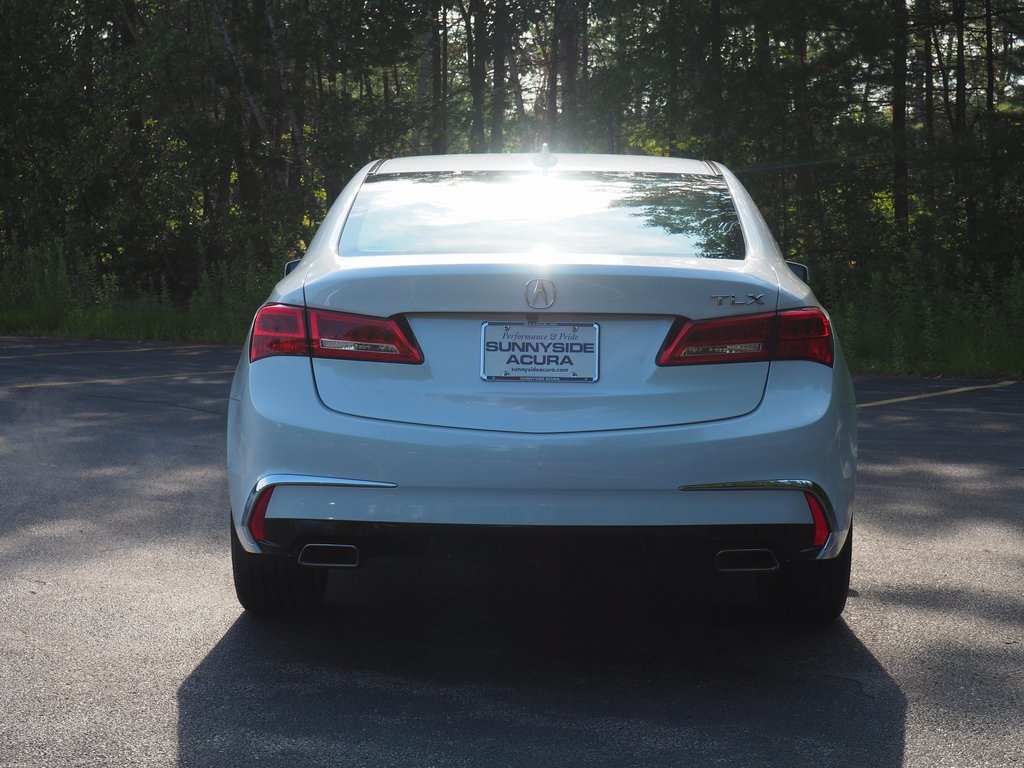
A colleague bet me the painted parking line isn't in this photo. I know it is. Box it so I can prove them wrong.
[3,354,1017,405]
[4,369,236,391]
[858,380,1018,409]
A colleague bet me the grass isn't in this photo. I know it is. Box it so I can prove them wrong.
[829,258,1024,378]
[1,249,1021,377]
[0,246,275,347]
[0,303,249,346]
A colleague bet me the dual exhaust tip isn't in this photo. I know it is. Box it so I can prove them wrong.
[298,543,779,573]
[714,548,780,573]
[298,544,360,568]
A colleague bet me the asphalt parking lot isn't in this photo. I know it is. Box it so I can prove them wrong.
[0,337,1021,768]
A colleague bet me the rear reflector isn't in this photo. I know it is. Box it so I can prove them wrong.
[805,491,831,548]
[657,308,833,367]
[248,486,274,542]
[249,305,422,364]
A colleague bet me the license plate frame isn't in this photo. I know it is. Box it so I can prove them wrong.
[480,322,600,382]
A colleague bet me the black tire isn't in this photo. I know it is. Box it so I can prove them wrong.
[758,527,852,626]
[230,522,327,614]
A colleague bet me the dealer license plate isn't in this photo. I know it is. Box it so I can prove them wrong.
[481,322,600,382]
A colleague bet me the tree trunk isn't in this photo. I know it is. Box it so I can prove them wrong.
[507,37,531,149]
[554,0,578,150]
[490,0,509,152]
[791,29,821,259]
[952,0,975,232]
[707,0,723,160]
[545,6,559,145]
[460,0,487,152]
[265,3,309,189]
[891,0,909,232]
[920,0,935,145]
[210,0,271,144]
[984,0,995,117]
[415,11,434,154]
[432,1,447,154]
[953,0,967,138]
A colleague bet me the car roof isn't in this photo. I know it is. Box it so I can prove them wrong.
[372,152,719,176]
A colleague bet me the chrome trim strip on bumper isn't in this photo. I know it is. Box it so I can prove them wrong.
[677,479,842,559]
[239,474,398,552]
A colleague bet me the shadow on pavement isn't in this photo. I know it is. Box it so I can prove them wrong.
[178,560,906,768]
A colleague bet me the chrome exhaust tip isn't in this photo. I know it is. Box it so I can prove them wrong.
[298,544,360,568]
[715,548,780,573]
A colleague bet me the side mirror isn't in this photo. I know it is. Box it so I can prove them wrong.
[786,261,810,283]
[284,259,302,277]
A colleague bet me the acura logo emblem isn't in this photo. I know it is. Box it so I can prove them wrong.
[525,278,556,309]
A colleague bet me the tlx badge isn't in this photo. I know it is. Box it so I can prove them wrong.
[711,294,766,306]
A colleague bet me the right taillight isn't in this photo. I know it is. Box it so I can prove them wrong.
[657,312,774,366]
[775,308,834,367]
[249,304,423,364]
[657,307,833,367]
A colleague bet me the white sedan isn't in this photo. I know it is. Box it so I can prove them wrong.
[226,151,857,623]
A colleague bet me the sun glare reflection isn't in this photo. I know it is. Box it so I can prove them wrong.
[340,170,745,259]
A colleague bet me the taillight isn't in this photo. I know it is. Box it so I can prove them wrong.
[776,308,834,367]
[657,308,833,367]
[657,313,774,365]
[249,304,423,364]
[250,305,308,363]
[308,309,422,363]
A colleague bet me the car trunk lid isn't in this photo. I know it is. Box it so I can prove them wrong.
[305,256,779,433]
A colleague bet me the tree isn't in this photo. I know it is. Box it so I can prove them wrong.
[2,0,1023,333]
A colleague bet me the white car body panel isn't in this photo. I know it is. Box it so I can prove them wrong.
[312,317,771,432]
[305,259,781,430]
[228,356,856,551]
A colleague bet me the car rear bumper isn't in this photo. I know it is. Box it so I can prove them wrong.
[257,519,824,572]
[228,356,856,560]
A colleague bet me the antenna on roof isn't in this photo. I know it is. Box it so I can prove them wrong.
[534,143,557,168]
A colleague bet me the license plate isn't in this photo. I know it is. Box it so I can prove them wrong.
[481,322,599,382]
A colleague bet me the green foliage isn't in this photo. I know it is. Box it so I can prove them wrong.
[833,256,1024,377]
[0,236,273,343]
[1,1,1022,375]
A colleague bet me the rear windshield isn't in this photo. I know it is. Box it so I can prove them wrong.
[339,171,745,259]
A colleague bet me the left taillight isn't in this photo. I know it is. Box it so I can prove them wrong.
[250,305,308,362]
[308,309,422,364]
[656,308,834,367]
[249,304,423,364]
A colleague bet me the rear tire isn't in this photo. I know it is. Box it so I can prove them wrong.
[758,527,852,625]
[230,522,327,614]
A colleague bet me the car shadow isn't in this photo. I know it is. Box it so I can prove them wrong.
[177,559,906,768]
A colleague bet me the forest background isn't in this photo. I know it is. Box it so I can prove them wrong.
[2,0,1023,375]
